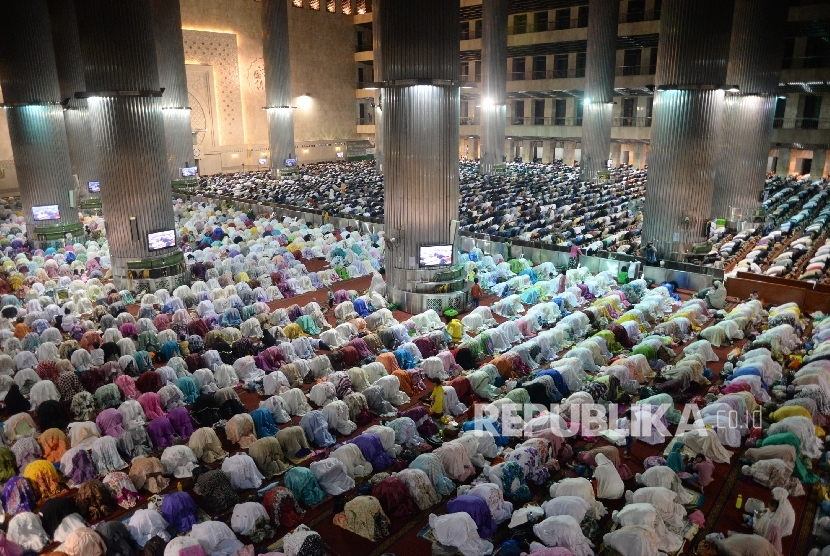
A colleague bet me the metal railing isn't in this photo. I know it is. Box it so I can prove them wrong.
[357,117,374,125]
[460,74,480,83]
[618,9,661,23]
[772,117,830,130]
[355,44,372,53]
[507,18,588,35]
[615,64,656,76]
[509,68,586,81]
[508,116,582,126]
[782,56,830,70]
[460,117,478,125]
[460,29,483,40]
[612,116,652,127]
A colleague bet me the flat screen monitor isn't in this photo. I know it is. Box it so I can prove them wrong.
[258,158,267,165]
[181,167,198,177]
[32,205,60,221]
[419,244,453,268]
[284,158,297,167]
[88,181,100,193]
[336,152,345,159]
[147,229,176,251]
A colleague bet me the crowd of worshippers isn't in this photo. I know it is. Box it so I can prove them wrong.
[195,161,647,250]
[0,197,826,556]
[694,175,830,285]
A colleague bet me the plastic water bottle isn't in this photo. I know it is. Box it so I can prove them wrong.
[736,494,743,509]
[177,481,183,492]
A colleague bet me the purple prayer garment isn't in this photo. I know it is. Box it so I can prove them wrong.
[345,434,393,471]
[161,491,199,533]
[147,417,176,448]
[447,495,497,538]
[167,407,195,441]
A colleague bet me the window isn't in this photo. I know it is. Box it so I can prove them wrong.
[326,0,335,11]
[554,99,566,125]
[575,52,586,77]
[513,14,527,34]
[461,21,470,40]
[359,103,366,119]
[802,95,822,129]
[646,97,653,125]
[292,0,303,6]
[773,97,786,128]
[356,0,368,14]
[514,100,525,125]
[461,101,472,124]
[534,100,545,125]
[626,0,645,22]
[474,20,482,38]
[461,62,470,81]
[309,0,320,10]
[341,0,352,14]
[577,6,589,27]
[534,11,548,32]
[358,67,365,84]
[781,38,794,69]
[474,61,482,81]
[512,57,526,80]
[575,100,583,125]
[357,30,369,51]
[623,49,642,75]
[553,54,568,78]
[805,37,830,69]
[622,98,636,126]
[653,0,662,19]
[648,48,658,74]
[554,8,571,30]
[532,56,547,79]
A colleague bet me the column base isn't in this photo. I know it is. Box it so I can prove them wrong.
[390,287,468,315]
[387,265,469,314]
[111,250,189,293]
[32,222,85,249]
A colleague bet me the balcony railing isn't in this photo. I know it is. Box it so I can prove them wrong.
[355,44,373,53]
[615,64,656,76]
[773,117,830,130]
[509,68,586,81]
[508,116,582,126]
[460,29,483,40]
[507,18,588,35]
[357,117,374,125]
[782,56,830,70]
[612,116,652,127]
[460,117,478,125]
[460,74,481,83]
[618,9,661,23]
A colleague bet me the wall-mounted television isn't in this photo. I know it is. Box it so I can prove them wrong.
[147,229,176,251]
[181,167,198,177]
[32,205,60,221]
[88,181,100,193]
[258,158,267,165]
[285,158,297,167]
[336,152,345,159]
[419,244,453,268]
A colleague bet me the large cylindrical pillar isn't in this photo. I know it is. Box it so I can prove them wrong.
[74,0,182,289]
[776,147,791,177]
[0,0,82,240]
[375,0,460,311]
[479,0,508,175]
[151,0,193,183]
[374,92,384,173]
[711,0,787,220]
[581,0,620,181]
[642,0,734,256]
[263,0,295,171]
[48,0,99,203]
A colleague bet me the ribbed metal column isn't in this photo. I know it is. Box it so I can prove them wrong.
[581,0,620,181]
[375,0,460,308]
[642,0,734,256]
[152,0,193,183]
[263,0,295,170]
[374,93,384,173]
[479,0,508,175]
[776,147,791,177]
[74,0,180,285]
[48,0,99,203]
[0,0,81,239]
[711,0,787,220]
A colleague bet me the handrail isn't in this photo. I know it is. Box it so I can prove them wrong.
[509,68,586,81]
[772,117,830,130]
[618,10,661,23]
[612,116,652,127]
[507,18,588,35]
